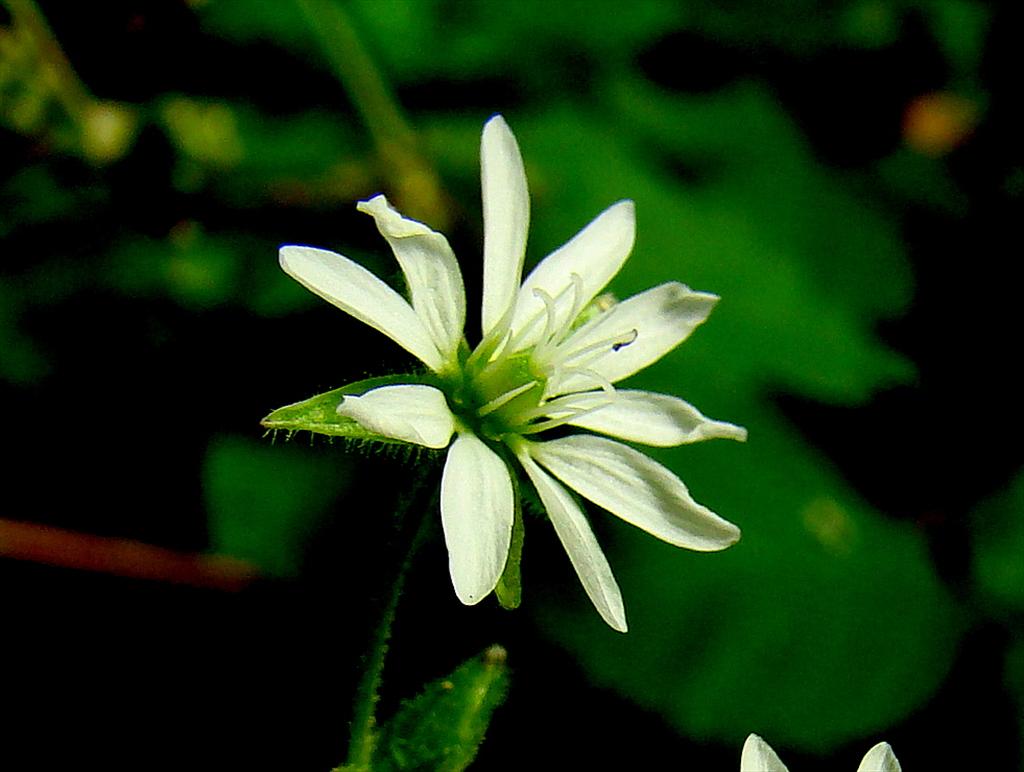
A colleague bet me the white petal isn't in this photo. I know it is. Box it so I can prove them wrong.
[357,195,466,367]
[509,200,635,350]
[741,735,789,772]
[857,743,901,772]
[280,245,444,371]
[516,450,627,632]
[551,282,718,394]
[548,389,747,447]
[441,432,515,605]
[336,384,455,449]
[480,115,530,336]
[527,434,740,551]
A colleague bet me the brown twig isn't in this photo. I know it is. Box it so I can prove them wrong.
[0,518,259,591]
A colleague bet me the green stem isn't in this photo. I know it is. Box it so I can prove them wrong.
[4,0,92,121]
[293,0,414,153]
[345,469,438,770]
[292,0,449,227]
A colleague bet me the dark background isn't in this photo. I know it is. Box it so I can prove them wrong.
[2,1,1022,769]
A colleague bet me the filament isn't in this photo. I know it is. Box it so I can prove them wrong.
[477,380,539,417]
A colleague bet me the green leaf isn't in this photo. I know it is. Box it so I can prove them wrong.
[260,374,434,443]
[972,469,1024,614]
[540,411,962,751]
[204,434,352,577]
[373,645,509,772]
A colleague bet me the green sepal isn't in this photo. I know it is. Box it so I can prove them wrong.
[372,645,509,772]
[260,373,433,442]
[494,472,524,610]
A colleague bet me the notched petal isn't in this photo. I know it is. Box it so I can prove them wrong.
[357,195,466,366]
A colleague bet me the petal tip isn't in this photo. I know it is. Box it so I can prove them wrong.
[278,244,323,276]
[724,522,742,547]
[455,587,487,606]
[483,113,509,133]
[356,193,388,213]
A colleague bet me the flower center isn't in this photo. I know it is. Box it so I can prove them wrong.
[445,282,638,441]
[455,352,546,439]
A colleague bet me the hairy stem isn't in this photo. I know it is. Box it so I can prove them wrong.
[345,469,438,770]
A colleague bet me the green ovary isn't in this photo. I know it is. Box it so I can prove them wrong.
[450,353,547,439]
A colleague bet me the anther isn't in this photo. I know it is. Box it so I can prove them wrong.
[612,329,638,352]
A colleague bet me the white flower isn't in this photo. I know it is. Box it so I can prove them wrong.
[279,115,745,632]
[741,734,902,772]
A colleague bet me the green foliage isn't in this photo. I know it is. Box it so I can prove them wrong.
[203,434,352,577]
[972,470,1024,614]
[364,645,509,772]
[978,472,1024,769]
[0,280,47,383]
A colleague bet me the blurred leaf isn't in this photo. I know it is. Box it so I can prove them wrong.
[158,97,371,205]
[1006,635,1024,767]
[105,228,242,309]
[922,0,990,76]
[0,281,48,384]
[679,0,902,53]
[261,374,436,443]
[541,411,962,751]
[424,101,957,750]
[198,0,677,87]
[104,226,317,316]
[193,1,309,48]
[203,434,351,577]
[0,165,105,237]
[371,645,509,772]
[351,0,678,82]
[972,469,1024,613]
[874,148,969,213]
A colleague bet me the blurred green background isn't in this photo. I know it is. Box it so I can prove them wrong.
[2,0,1021,769]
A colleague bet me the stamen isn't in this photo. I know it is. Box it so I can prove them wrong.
[566,273,586,328]
[612,329,638,351]
[544,366,615,400]
[467,300,518,371]
[507,279,581,356]
[533,287,560,349]
[559,328,638,368]
[477,380,539,417]
[518,397,615,435]
[467,323,513,372]
[517,392,613,422]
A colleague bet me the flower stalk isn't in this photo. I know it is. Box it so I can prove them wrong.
[346,468,438,770]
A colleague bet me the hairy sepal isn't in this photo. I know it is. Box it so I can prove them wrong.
[261,374,436,444]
